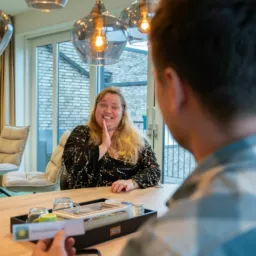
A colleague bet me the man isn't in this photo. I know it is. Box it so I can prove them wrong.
[32,230,75,256]
[33,0,256,255]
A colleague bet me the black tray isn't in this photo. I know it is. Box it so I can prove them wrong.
[10,198,157,249]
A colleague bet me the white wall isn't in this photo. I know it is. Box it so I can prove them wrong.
[14,0,132,36]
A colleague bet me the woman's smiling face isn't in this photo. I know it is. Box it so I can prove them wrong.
[95,93,123,131]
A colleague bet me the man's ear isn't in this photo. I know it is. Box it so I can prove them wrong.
[164,67,186,114]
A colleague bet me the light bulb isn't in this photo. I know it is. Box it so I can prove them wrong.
[138,15,150,34]
[90,32,108,52]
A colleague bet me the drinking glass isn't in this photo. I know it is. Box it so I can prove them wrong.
[132,203,144,217]
[53,197,80,212]
[27,207,49,223]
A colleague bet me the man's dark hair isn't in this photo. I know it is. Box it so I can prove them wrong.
[150,0,256,123]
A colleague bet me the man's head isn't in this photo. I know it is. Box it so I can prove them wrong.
[150,0,256,151]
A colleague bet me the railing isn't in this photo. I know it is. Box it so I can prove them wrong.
[163,128,196,184]
[163,145,196,184]
[134,121,195,184]
[133,120,144,131]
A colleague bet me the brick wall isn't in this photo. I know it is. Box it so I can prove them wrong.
[105,50,148,83]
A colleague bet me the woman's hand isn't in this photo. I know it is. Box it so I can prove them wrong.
[111,179,139,193]
[99,120,112,160]
[32,230,75,256]
[101,119,111,150]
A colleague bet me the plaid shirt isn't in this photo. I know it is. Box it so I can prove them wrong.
[121,135,256,256]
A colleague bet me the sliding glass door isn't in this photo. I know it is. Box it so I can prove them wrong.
[31,32,91,171]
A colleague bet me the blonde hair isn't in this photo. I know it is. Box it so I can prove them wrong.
[87,87,145,164]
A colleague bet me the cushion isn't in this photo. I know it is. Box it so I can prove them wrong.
[2,129,70,189]
[0,153,21,166]
[45,130,71,183]
[1,125,30,140]
[45,161,59,183]
[3,170,26,177]
[2,171,54,187]
[0,138,25,154]
[50,145,63,168]
[59,130,71,147]
[0,125,30,166]
[0,163,18,172]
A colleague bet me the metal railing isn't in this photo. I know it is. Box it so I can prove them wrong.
[134,121,196,184]
[163,127,196,184]
[133,120,144,131]
[163,145,196,184]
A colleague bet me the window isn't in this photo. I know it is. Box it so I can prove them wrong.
[58,41,90,140]
[33,33,91,171]
[103,45,149,134]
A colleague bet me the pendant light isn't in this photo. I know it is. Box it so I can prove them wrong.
[71,0,127,66]
[120,0,157,45]
[89,8,108,53]
[0,10,13,56]
[25,0,68,12]
[138,3,151,34]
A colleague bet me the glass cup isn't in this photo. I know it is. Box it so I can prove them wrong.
[132,203,144,217]
[27,207,49,223]
[52,197,80,212]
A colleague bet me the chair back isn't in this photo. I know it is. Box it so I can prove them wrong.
[0,125,30,166]
[45,130,71,183]
[60,166,69,190]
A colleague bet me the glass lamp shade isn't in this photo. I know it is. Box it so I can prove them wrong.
[0,10,13,56]
[25,0,68,12]
[120,0,157,45]
[71,0,127,66]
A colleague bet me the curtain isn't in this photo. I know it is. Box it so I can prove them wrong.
[0,17,15,133]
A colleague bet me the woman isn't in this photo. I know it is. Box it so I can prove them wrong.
[63,87,160,193]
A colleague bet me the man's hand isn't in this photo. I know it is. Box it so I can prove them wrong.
[111,179,139,193]
[32,230,75,256]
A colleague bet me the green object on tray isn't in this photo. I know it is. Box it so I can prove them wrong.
[33,213,57,223]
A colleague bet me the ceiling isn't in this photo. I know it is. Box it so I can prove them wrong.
[0,0,29,15]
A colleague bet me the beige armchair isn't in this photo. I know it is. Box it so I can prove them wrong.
[2,130,71,195]
[0,125,30,196]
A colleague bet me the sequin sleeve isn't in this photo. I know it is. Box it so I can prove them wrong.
[63,125,99,188]
[132,140,161,188]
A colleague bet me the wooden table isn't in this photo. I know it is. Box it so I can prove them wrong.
[0,184,177,256]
